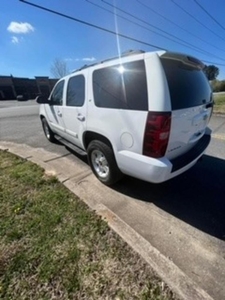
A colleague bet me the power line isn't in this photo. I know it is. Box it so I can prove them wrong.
[86,0,209,56]
[202,60,225,67]
[19,0,211,59]
[18,0,164,50]
[136,0,225,53]
[18,0,225,68]
[170,0,225,42]
[101,0,225,62]
[193,0,225,31]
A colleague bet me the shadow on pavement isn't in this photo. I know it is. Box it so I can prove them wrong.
[65,146,89,164]
[113,154,225,240]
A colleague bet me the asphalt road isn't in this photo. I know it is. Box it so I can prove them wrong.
[0,100,69,155]
[1,99,225,299]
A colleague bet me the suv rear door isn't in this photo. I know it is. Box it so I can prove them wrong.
[89,59,148,156]
[160,53,213,160]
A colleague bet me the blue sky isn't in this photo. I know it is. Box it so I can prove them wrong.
[1,0,225,79]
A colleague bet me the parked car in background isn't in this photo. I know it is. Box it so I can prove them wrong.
[17,94,28,101]
[37,50,213,185]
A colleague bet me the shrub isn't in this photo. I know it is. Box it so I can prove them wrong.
[210,80,225,92]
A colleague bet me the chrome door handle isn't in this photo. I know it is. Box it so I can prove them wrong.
[57,111,62,117]
[77,114,85,121]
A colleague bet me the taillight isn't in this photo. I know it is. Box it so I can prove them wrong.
[143,112,171,158]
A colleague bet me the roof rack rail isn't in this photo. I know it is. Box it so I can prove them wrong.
[74,61,98,72]
[121,49,145,56]
[73,49,145,73]
[101,49,145,64]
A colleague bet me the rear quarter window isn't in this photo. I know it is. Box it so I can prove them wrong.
[160,58,212,110]
[93,60,148,111]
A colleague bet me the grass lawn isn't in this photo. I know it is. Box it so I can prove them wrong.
[213,93,225,114]
[0,150,178,300]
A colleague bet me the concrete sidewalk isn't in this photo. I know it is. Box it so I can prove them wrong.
[1,141,225,300]
[207,115,225,160]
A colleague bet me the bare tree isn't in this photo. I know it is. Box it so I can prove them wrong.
[50,58,69,78]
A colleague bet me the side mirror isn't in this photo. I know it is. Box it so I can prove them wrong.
[36,95,49,104]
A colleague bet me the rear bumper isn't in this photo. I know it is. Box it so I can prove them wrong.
[116,133,211,183]
[170,134,211,172]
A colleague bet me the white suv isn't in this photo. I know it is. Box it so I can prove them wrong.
[37,50,213,185]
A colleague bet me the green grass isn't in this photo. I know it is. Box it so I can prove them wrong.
[213,93,225,114]
[0,150,178,300]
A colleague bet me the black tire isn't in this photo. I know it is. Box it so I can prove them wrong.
[41,117,56,143]
[87,140,123,186]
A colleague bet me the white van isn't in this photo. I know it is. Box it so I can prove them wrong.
[37,50,213,185]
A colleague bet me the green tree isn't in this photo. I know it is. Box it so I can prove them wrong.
[210,79,220,92]
[203,65,219,81]
[211,79,225,92]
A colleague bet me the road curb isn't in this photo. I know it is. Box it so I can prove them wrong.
[0,141,214,300]
[212,113,225,117]
[93,204,214,300]
[212,133,225,141]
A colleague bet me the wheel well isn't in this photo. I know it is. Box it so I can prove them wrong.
[40,115,45,120]
[83,131,112,150]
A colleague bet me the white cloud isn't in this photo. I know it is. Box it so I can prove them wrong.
[64,58,73,62]
[7,21,34,34]
[65,57,96,63]
[11,36,19,44]
[82,57,96,62]
[69,57,97,73]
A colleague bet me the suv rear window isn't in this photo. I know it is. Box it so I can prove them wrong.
[160,57,212,110]
[93,60,148,111]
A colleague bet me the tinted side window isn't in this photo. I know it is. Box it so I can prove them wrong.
[93,60,148,110]
[160,58,212,110]
[66,75,85,107]
[51,80,64,105]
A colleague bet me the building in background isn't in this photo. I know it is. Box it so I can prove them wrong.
[0,75,58,100]
[35,77,57,98]
[0,76,16,100]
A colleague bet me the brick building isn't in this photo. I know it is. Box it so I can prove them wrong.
[0,75,58,100]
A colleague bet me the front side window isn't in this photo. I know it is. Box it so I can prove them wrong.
[50,80,64,105]
[93,60,148,110]
[66,75,85,107]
